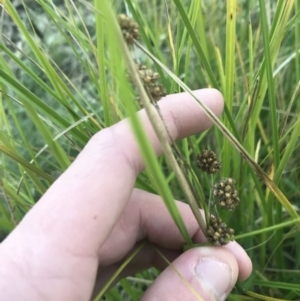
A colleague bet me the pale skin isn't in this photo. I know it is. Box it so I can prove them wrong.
[0,89,252,301]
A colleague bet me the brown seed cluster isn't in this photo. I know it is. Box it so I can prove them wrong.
[118,14,140,45]
[196,150,222,174]
[213,178,240,211]
[207,215,234,246]
[137,64,166,102]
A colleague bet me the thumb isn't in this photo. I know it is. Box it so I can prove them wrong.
[142,247,239,301]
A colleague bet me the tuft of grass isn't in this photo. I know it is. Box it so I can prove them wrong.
[1,0,300,299]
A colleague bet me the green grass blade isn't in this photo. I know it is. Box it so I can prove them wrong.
[172,0,218,88]
[223,0,237,176]
[275,115,300,183]
[296,0,300,80]
[259,0,280,169]
[253,280,300,292]
[94,0,112,127]
[0,144,55,183]
[93,242,146,301]
[233,218,300,241]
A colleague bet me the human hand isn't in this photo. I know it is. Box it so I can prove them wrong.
[0,89,252,301]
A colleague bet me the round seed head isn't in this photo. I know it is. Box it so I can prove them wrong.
[206,215,235,246]
[213,178,240,211]
[196,150,222,174]
[118,14,140,45]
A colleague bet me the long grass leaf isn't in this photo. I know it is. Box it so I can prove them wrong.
[0,144,55,183]
[93,242,146,301]
[259,0,280,168]
[94,0,112,127]
[223,0,237,175]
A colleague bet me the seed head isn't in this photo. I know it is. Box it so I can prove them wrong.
[196,150,222,174]
[206,215,234,246]
[118,14,140,45]
[213,178,240,211]
[137,64,166,103]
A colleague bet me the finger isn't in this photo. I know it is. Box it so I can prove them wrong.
[141,247,239,301]
[13,89,224,254]
[97,189,252,282]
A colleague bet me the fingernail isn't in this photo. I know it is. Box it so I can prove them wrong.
[195,257,233,301]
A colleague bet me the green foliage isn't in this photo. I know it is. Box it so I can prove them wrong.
[1,0,300,299]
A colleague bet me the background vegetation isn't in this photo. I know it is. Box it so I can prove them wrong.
[1,0,300,300]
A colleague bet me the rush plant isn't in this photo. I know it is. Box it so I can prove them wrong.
[1,0,300,300]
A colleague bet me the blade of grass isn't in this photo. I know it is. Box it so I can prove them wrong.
[94,0,112,127]
[0,144,55,183]
[259,0,286,269]
[153,246,204,301]
[0,129,47,194]
[93,242,146,301]
[233,219,300,241]
[214,45,225,93]
[275,113,300,183]
[163,0,176,73]
[0,77,42,182]
[246,290,292,301]
[296,0,300,80]
[259,0,280,169]
[223,0,237,176]
[0,180,18,226]
[253,280,300,292]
